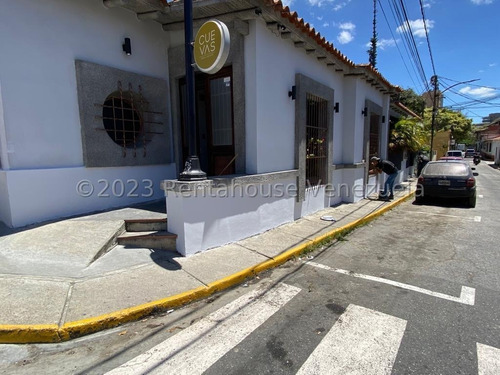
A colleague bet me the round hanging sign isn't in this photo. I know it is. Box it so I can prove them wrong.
[194,20,230,74]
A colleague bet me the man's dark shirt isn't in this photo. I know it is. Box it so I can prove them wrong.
[377,160,398,175]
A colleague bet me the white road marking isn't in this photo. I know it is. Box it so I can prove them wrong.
[477,343,500,375]
[105,283,301,375]
[306,261,475,306]
[479,195,484,198]
[409,211,481,221]
[296,304,407,375]
[474,216,482,222]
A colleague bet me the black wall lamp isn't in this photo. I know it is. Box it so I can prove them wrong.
[288,85,296,100]
[122,37,131,56]
[362,107,368,117]
[334,102,340,113]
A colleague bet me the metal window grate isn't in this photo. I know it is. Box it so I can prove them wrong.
[94,81,164,157]
[368,114,380,175]
[306,93,328,186]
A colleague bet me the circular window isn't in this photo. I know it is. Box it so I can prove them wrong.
[102,96,143,148]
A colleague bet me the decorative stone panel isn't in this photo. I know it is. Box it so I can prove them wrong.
[75,60,172,167]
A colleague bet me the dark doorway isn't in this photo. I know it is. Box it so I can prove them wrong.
[179,66,235,176]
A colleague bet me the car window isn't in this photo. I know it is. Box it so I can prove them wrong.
[446,151,462,157]
[424,163,469,176]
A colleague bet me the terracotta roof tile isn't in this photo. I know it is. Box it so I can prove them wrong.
[265,1,399,91]
[265,0,355,68]
[163,0,398,92]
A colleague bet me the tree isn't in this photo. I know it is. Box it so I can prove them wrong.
[389,117,428,152]
[367,0,377,67]
[422,108,473,144]
[398,88,426,117]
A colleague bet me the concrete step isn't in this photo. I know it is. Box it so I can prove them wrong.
[124,218,167,232]
[117,230,177,251]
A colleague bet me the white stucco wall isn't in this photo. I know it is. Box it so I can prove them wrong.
[0,0,171,169]
[245,20,346,174]
[0,0,177,227]
[166,178,297,256]
[4,165,174,228]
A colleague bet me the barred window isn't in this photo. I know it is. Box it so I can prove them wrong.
[368,114,380,175]
[102,96,143,148]
[306,93,328,186]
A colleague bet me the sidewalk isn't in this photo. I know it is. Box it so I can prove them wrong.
[0,181,416,344]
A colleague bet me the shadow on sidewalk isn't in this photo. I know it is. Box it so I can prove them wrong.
[149,248,182,271]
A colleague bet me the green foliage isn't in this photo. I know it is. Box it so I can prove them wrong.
[368,37,377,67]
[398,88,426,117]
[390,118,428,152]
[422,108,474,144]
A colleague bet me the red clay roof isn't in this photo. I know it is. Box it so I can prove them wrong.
[164,0,398,91]
[267,0,355,68]
[265,1,398,91]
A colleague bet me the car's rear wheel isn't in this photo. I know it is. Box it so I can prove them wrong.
[468,194,476,208]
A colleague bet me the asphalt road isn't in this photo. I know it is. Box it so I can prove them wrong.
[1,160,499,374]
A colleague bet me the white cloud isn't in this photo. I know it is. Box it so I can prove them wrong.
[333,0,352,11]
[396,19,434,38]
[489,63,497,67]
[422,0,433,8]
[375,38,397,50]
[459,86,497,98]
[281,0,294,6]
[470,0,493,4]
[337,30,354,44]
[308,0,335,7]
[339,22,355,31]
[323,22,330,27]
[336,22,355,44]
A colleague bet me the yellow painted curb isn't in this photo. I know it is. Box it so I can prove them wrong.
[0,324,61,344]
[0,190,414,344]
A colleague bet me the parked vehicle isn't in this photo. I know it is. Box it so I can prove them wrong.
[445,150,464,159]
[416,160,478,207]
[465,149,476,158]
[439,156,463,161]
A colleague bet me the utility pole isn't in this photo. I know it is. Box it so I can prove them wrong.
[179,0,207,181]
[429,75,438,160]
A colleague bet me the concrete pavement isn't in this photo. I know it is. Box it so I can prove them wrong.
[0,181,416,344]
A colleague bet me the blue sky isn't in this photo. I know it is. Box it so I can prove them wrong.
[281,0,500,124]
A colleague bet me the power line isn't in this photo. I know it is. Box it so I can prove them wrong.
[377,0,421,91]
[418,0,436,77]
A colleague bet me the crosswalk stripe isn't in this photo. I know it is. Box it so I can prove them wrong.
[296,304,407,375]
[105,283,301,375]
[477,343,500,375]
[306,261,476,305]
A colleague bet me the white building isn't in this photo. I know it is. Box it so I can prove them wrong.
[0,0,403,255]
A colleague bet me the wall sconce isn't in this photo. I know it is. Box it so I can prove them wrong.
[334,102,340,113]
[362,107,368,117]
[382,115,386,123]
[288,85,296,100]
[122,37,131,56]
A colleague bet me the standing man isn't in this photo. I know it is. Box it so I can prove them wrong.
[370,156,399,200]
[416,153,429,177]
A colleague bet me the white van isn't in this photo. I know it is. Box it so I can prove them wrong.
[446,150,464,159]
